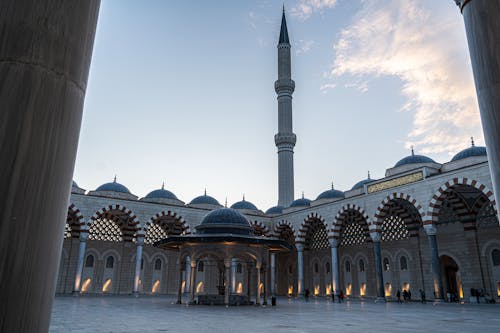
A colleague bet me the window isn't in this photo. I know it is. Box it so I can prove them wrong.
[400,256,408,271]
[359,259,365,272]
[105,256,114,269]
[345,261,351,273]
[325,262,331,273]
[492,249,500,266]
[314,262,319,273]
[154,258,162,270]
[198,261,204,272]
[236,263,242,273]
[383,258,390,271]
[85,255,94,268]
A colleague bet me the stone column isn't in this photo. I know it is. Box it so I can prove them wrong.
[73,231,89,293]
[189,259,197,304]
[425,225,444,301]
[184,256,191,295]
[263,265,268,305]
[328,238,340,296]
[370,232,385,301]
[270,253,276,297]
[296,243,305,297]
[177,257,183,304]
[454,0,500,208]
[133,236,144,294]
[231,259,237,293]
[224,259,231,306]
[0,2,100,331]
[255,263,262,305]
[247,263,252,301]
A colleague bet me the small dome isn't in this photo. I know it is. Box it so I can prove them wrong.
[145,188,178,200]
[196,208,252,235]
[351,172,374,190]
[95,178,131,194]
[231,197,258,211]
[189,191,221,206]
[316,185,344,200]
[394,149,435,167]
[290,197,311,208]
[451,139,487,161]
[266,206,284,215]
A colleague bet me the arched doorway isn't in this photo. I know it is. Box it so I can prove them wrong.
[440,255,461,302]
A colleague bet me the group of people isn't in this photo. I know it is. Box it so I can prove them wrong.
[303,289,346,303]
[395,289,427,303]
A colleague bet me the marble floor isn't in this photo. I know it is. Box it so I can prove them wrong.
[50,296,500,333]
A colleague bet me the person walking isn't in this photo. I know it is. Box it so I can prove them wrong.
[396,289,402,304]
[419,289,426,304]
[339,290,345,303]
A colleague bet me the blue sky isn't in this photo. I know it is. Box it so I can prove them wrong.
[75,0,483,210]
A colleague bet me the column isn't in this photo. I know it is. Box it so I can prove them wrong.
[296,243,305,297]
[184,256,191,295]
[270,253,276,297]
[255,263,261,305]
[224,259,231,306]
[231,259,237,293]
[177,257,183,304]
[425,225,444,301]
[133,236,144,294]
[328,238,340,296]
[0,2,100,332]
[370,232,385,301]
[455,0,500,207]
[247,263,252,301]
[189,259,197,304]
[73,231,89,293]
[263,264,268,305]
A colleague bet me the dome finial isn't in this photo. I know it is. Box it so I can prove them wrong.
[225,197,228,208]
[331,181,334,190]
[368,171,371,179]
[113,175,117,183]
[283,2,285,14]
[411,145,415,156]
[204,188,207,196]
[161,181,165,190]
[471,136,475,147]
[243,193,245,201]
[301,191,304,199]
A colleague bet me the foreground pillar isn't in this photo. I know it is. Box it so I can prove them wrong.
[425,225,444,301]
[328,238,340,296]
[247,263,252,301]
[296,243,305,297]
[370,232,385,301]
[0,1,100,332]
[133,236,144,294]
[189,260,196,304]
[73,231,89,293]
[263,265,268,305]
[177,257,183,304]
[454,0,500,209]
[184,256,191,295]
[255,263,261,305]
[231,259,237,293]
[224,259,231,305]
[270,253,276,297]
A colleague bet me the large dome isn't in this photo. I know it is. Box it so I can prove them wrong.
[451,141,487,161]
[394,149,436,167]
[316,187,344,200]
[290,197,311,208]
[266,206,284,215]
[231,197,258,211]
[189,192,221,206]
[145,185,178,200]
[196,208,252,235]
[95,179,131,194]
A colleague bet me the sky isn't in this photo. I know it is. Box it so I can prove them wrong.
[74,0,483,211]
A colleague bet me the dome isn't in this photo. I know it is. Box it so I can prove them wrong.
[189,191,221,206]
[72,180,79,188]
[316,186,344,200]
[145,185,178,200]
[451,140,487,162]
[95,178,131,194]
[196,208,252,235]
[290,197,311,208]
[351,173,374,190]
[231,197,258,211]
[265,206,284,215]
[394,149,436,167]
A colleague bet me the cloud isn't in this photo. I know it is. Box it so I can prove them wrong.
[329,0,482,155]
[290,0,338,21]
[320,83,337,93]
[295,39,315,54]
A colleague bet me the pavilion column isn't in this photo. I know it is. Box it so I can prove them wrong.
[73,231,89,294]
[247,263,252,300]
[189,259,197,304]
[255,263,261,305]
[184,256,191,294]
[133,236,144,294]
[0,2,100,332]
[296,243,305,297]
[177,257,183,304]
[454,0,500,207]
[270,253,276,297]
[370,232,385,301]
[224,259,231,305]
[231,259,237,293]
[328,238,340,296]
[425,225,444,301]
[263,265,268,305]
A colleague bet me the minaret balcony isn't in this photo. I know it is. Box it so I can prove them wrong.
[275,133,297,147]
[274,79,295,94]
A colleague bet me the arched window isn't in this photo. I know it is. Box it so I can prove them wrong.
[400,256,408,271]
[85,255,94,268]
[105,256,114,269]
[492,249,500,266]
[325,262,331,274]
[314,262,319,273]
[198,261,204,272]
[359,259,365,272]
[383,258,390,271]
[236,263,242,273]
[345,261,351,273]
[154,258,162,270]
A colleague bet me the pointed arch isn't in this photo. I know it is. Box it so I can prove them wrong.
[332,204,370,246]
[145,210,190,245]
[89,204,140,242]
[249,220,270,237]
[66,203,85,238]
[273,220,296,245]
[298,213,329,250]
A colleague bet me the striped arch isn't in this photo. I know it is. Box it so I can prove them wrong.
[66,203,85,238]
[145,210,190,245]
[89,204,140,242]
[298,213,329,250]
[249,220,270,237]
[426,177,497,226]
[273,220,296,245]
[332,204,370,238]
[372,193,425,236]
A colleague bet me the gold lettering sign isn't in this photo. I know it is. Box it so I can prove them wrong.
[367,171,423,193]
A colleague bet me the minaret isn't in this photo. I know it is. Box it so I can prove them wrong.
[274,7,296,207]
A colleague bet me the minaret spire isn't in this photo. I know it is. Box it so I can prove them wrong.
[275,8,296,207]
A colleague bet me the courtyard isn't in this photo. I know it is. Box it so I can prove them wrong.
[50,296,500,333]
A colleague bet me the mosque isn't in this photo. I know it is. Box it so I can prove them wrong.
[57,10,500,304]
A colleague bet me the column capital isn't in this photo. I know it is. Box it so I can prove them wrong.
[135,235,145,246]
[295,243,304,252]
[79,231,89,242]
[424,224,437,236]
[328,238,339,248]
[369,232,381,242]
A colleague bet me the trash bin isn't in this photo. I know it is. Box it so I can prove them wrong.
[271,296,276,306]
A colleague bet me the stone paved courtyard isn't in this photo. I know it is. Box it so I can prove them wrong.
[50,296,500,333]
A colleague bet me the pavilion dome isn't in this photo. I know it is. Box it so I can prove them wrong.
[95,178,131,194]
[265,206,284,215]
[451,139,487,162]
[231,196,258,211]
[316,185,344,200]
[290,196,311,208]
[394,149,436,167]
[189,192,221,206]
[196,208,252,235]
[145,184,178,200]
